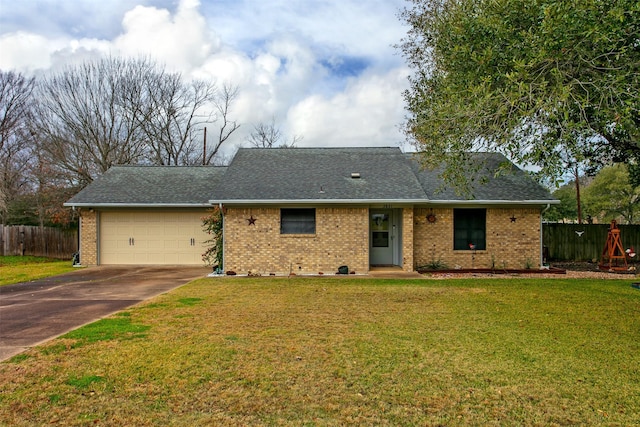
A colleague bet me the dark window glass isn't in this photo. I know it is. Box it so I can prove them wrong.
[372,231,389,247]
[454,209,486,250]
[281,208,316,234]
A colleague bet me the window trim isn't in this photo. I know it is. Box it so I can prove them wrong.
[453,208,486,251]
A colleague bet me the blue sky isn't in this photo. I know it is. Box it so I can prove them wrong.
[0,0,411,154]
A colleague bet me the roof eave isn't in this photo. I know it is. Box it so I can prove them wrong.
[424,199,560,205]
[63,202,212,208]
[209,199,559,205]
[209,199,428,205]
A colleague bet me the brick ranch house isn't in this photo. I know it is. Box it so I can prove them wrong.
[65,147,558,273]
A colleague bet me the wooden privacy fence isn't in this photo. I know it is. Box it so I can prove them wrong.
[543,223,640,261]
[0,225,78,259]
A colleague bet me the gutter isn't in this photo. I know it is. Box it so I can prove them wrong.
[208,199,561,206]
[219,203,225,271]
[65,200,561,208]
[63,203,212,208]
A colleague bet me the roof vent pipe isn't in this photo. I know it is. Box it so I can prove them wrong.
[351,173,361,179]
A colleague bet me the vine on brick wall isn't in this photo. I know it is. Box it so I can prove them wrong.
[202,207,223,268]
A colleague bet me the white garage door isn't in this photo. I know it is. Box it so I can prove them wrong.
[100,211,210,265]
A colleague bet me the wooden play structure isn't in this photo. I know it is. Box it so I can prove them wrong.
[599,220,628,271]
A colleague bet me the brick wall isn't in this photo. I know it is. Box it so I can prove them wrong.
[414,207,542,270]
[223,207,369,274]
[401,208,414,271]
[79,209,98,265]
[79,204,542,271]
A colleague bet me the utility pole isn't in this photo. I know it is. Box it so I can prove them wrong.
[202,127,207,165]
[574,165,582,224]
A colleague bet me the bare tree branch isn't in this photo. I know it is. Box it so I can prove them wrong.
[35,56,155,184]
[246,117,302,149]
[0,71,36,223]
[204,83,240,165]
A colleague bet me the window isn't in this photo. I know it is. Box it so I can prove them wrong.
[454,209,486,250]
[280,208,316,234]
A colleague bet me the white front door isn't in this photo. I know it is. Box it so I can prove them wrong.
[370,210,394,265]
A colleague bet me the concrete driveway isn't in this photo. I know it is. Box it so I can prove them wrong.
[0,266,209,361]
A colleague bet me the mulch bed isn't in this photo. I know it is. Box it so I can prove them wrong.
[418,261,638,280]
[417,267,567,275]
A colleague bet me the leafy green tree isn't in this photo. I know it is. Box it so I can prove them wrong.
[629,163,640,188]
[582,164,639,224]
[544,184,578,223]
[399,0,640,189]
[202,207,224,269]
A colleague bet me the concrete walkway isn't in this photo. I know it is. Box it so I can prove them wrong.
[0,266,209,361]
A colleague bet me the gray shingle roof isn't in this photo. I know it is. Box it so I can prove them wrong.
[406,152,557,202]
[65,166,227,206]
[210,147,427,202]
[65,148,557,207]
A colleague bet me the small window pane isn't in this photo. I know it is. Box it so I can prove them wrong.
[281,208,315,234]
[372,231,389,247]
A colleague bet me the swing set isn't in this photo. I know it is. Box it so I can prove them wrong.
[598,220,635,272]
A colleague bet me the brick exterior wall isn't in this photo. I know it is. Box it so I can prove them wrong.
[223,207,369,274]
[79,204,542,271]
[413,207,542,270]
[401,208,414,271]
[79,209,98,266]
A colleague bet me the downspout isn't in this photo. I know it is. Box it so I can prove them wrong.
[540,204,551,268]
[73,206,80,265]
[219,203,224,271]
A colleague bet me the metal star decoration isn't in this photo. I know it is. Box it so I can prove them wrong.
[247,215,256,225]
[510,216,517,222]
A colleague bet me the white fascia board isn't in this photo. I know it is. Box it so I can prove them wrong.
[423,199,561,205]
[208,199,559,206]
[208,199,427,205]
[63,202,211,208]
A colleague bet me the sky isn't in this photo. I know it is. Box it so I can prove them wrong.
[0,0,412,158]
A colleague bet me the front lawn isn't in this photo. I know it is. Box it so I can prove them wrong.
[0,256,76,286]
[1,277,639,425]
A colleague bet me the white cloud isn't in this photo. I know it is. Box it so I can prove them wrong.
[195,33,329,130]
[287,67,410,148]
[0,31,112,73]
[0,32,57,71]
[114,0,221,73]
[201,0,406,67]
[0,0,411,151]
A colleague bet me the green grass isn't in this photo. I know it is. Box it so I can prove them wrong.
[0,256,77,286]
[63,314,151,346]
[66,375,105,390]
[1,277,639,426]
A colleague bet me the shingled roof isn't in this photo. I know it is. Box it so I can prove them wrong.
[406,152,557,203]
[65,147,557,207]
[210,147,556,205]
[65,166,227,207]
[210,147,427,203]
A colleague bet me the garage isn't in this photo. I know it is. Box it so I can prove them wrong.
[65,166,227,266]
[98,211,209,265]
[99,210,210,265]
